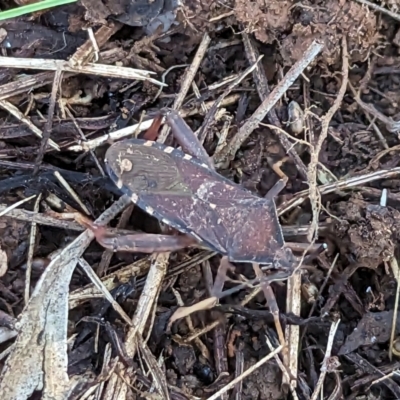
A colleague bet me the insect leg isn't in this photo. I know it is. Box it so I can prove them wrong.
[95,229,199,253]
[163,108,214,170]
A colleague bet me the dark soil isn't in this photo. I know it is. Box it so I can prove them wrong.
[1,0,400,399]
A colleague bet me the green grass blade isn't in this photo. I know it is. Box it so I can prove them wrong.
[0,0,77,21]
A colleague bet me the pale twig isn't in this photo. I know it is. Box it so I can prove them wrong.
[380,187,400,362]
[25,194,41,304]
[278,167,400,216]
[265,335,299,400]
[284,268,301,389]
[353,0,400,22]
[34,68,63,173]
[0,72,60,101]
[0,57,165,87]
[241,32,308,179]
[0,195,36,218]
[0,99,59,150]
[307,36,349,242]
[389,257,400,361]
[349,80,400,133]
[78,258,133,326]
[69,22,122,67]
[310,319,341,400]
[214,40,324,166]
[206,345,283,400]
[54,171,90,215]
[153,64,189,102]
[199,54,263,143]
[158,33,211,143]
[64,107,105,176]
[0,204,83,231]
[348,83,389,148]
[172,288,210,361]
[66,95,240,152]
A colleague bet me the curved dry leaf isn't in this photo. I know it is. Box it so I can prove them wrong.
[0,247,8,277]
[167,296,218,331]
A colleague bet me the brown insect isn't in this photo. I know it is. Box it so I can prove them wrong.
[86,109,296,274]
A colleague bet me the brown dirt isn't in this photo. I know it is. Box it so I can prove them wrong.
[1,0,400,399]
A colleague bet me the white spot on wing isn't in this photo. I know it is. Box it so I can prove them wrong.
[183,154,193,160]
[190,232,203,242]
[131,193,139,203]
[209,203,216,209]
[143,141,153,146]
[201,163,208,168]
[162,218,170,225]
[145,206,154,215]
[117,178,123,188]
[164,146,174,153]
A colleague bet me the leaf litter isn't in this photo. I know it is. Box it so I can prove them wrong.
[1,0,400,399]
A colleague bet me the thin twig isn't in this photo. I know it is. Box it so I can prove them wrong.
[240,32,308,179]
[64,106,105,176]
[206,345,283,400]
[66,94,240,152]
[310,319,341,400]
[0,57,165,87]
[25,194,41,304]
[54,171,90,215]
[307,36,349,242]
[265,335,299,400]
[78,258,133,326]
[0,195,36,218]
[389,257,400,361]
[34,68,63,174]
[214,40,324,166]
[0,100,59,150]
[158,32,211,143]
[198,54,263,143]
[284,268,301,389]
[278,158,400,216]
[353,0,400,22]
[0,204,83,230]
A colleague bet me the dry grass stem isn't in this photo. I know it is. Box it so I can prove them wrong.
[307,37,349,242]
[67,94,241,152]
[0,57,165,87]
[24,194,41,304]
[78,258,133,326]
[158,32,211,143]
[241,32,308,179]
[214,40,324,166]
[265,335,299,400]
[310,319,341,400]
[54,171,90,215]
[284,268,302,388]
[0,99,59,150]
[0,195,36,218]
[354,0,400,22]
[277,166,400,215]
[206,345,283,400]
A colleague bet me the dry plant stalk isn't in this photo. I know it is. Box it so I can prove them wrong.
[0,195,132,399]
[67,94,241,152]
[307,37,349,242]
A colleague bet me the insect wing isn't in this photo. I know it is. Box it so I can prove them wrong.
[105,139,285,263]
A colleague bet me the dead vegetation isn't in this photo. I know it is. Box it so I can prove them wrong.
[1,0,400,399]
